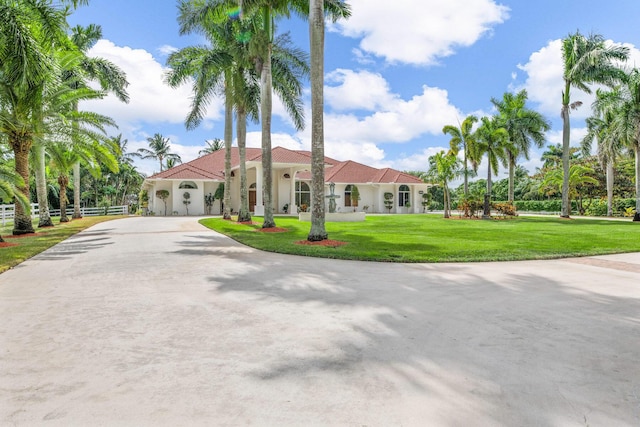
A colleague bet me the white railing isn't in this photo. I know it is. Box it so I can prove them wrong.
[1,204,128,226]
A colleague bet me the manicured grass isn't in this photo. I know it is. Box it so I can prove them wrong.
[0,216,126,273]
[200,214,640,263]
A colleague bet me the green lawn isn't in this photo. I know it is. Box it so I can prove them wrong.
[0,216,125,273]
[200,214,640,262]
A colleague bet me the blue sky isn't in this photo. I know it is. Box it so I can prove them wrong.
[69,1,640,179]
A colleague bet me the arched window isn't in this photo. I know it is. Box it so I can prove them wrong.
[398,185,410,207]
[179,181,198,189]
[295,181,311,208]
[344,184,353,207]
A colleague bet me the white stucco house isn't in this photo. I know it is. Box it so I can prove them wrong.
[142,146,431,216]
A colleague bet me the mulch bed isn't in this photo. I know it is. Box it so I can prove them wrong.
[295,239,348,247]
[0,242,18,248]
[4,233,43,239]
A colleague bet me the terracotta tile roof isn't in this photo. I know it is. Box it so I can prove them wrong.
[373,168,425,184]
[147,147,426,185]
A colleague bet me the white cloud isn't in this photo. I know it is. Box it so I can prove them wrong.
[158,45,178,56]
[332,0,509,66]
[546,127,588,148]
[325,69,397,111]
[80,40,224,129]
[391,146,448,172]
[518,39,640,120]
[322,75,463,144]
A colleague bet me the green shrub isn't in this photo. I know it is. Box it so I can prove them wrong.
[492,202,517,216]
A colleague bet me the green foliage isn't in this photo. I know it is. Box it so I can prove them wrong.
[383,192,394,212]
[492,202,517,217]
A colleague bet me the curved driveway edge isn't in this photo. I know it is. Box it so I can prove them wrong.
[1,216,639,426]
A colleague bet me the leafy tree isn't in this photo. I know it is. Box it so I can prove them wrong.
[199,138,224,156]
[67,23,129,219]
[491,90,550,202]
[156,189,170,215]
[541,164,598,215]
[476,116,511,216]
[427,150,461,218]
[559,31,628,217]
[443,115,478,197]
[0,0,70,234]
[591,68,640,219]
[0,161,30,242]
[137,133,182,172]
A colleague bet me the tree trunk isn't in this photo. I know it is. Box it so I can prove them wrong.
[635,143,640,220]
[260,22,275,228]
[223,77,233,220]
[72,162,82,218]
[606,160,614,217]
[34,142,54,227]
[508,153,515,203]
[58,175,70,223]
[237,107,251,223]
[483,163,492,217]
[12,136,35,235]
[463,152,468,197]
[443,185,450,218]
[561,94,571,217]
[307,0,327,241]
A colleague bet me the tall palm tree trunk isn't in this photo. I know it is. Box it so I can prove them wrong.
[463,155,469,197]
[58,175,70,223]
[237,108,251,222]
[634,144,640,221]
[561,88,571,218]
[34,143,54,227]
[307,0,327,241]
[223,79,233,220]
[443,184,450,218]
[484,165,492,217]
[508,154,515,203]
[12,136,35,235]
[260,16,275,229]
[72,162,82,218]
[606,160,614,217]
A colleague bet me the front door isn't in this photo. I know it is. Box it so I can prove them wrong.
[249,189,256,212]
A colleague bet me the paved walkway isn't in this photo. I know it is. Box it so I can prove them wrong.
[1,216,639,426]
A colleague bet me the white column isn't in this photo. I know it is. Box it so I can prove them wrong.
[254,164,264,215]
[290,168,297,214]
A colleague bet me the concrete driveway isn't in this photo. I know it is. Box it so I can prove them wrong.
[1,216,639,426]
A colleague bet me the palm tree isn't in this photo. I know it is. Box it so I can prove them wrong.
[592,68,640,219]
[559,31,628,217]
[541,143,565,169]
[491,90,550,203]
[443,115,478,197]
[169,5,236,219]
[0,0,70,234]
[199,138,224,156]
[68,24,129,219]
[222,0,349,229]
[582,95,622,217]
[541,164,598,213]
[137,133,182,173]
[171,2,314,224]
[427,150,461,218]
[476,116,511,217]
[0,161,30,243]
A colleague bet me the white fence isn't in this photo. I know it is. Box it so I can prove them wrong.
[1,204,129,226]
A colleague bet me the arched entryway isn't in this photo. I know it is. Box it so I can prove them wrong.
[249,183,257,212]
